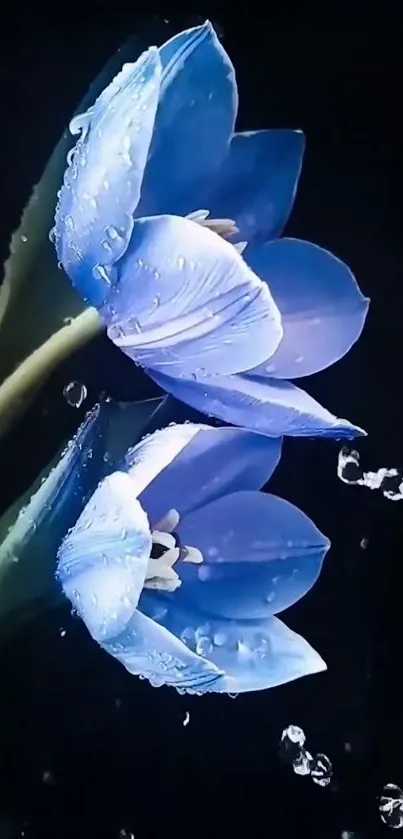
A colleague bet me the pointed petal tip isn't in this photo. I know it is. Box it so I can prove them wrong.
[310,651,327,677]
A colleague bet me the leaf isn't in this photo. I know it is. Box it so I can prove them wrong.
[0,396,163,636]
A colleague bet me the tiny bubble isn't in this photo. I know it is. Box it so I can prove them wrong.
[63,381,87,408]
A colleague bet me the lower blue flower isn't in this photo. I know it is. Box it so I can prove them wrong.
[57,419,329,694]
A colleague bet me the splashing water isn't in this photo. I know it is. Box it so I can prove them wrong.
[338,447,403,501]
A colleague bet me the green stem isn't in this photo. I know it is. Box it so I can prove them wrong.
[0,308,104,440]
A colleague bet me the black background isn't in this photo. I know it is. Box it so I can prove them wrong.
[0,3,401,837]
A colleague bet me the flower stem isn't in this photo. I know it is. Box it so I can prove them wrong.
[0,308,104,440]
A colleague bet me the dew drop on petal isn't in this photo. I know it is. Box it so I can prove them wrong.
[196,636,213,657]
[63,381,87,408]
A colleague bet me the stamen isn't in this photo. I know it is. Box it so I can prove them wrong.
[154,509,180,533]
[144,511,204,592]
[234,241,248,255]
[182,546,203,564]
[197,217,239,239]
[151,530,175,550]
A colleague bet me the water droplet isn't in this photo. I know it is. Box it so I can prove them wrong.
[180,627,196,647]
[183,711,190,727]
[105,224,119,240]
[294,750,313,776]
[21,234,28,243]
[63,381,87,408]
[42,769,55,785]
[213,631,227,647]
[360,537,369,549]
[379,783,403,829]
[66,147,75,166]
[177,255,185,270]
[310,753,333,787]
[93,264,111,285]
[196,636,213,656]
[279,724,307,765]
[59,628,66,638]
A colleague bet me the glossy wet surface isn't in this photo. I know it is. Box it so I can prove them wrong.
[0,7,400,838]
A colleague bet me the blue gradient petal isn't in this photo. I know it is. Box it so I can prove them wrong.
[208,130,305,244]
[102,607,225,691]
[173,491,329,619]
[58,471,152,642]
[137,22,238,217]
[102,214,282,378]
[150,370,366,438]
[246,238,370,378]
[54,49,162,307]
[125,423,282,524]
[0,405,105,625]
[0,397,162,627]
[140,593,326,693]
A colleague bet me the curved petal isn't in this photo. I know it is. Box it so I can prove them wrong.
[103,214,282,377]
[136,22,238,218]
[140,593,326,693]
[150,370,366,438]
[102,607,225,692]
[130,424,282,524]
[0,397,162,629]
[246,238,370,378]
[174,491,329,619]
[54,49,162,307]
[208,130,305,244]
[58,472,152,642]
[0,404,105,626]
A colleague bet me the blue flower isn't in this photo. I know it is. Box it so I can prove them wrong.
[57,416,329,694]
[53,22,368,439]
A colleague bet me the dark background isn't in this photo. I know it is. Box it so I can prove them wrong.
[0,3,401,837]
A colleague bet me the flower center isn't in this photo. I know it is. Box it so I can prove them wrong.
[188,209,247,254]
[144,508,203,593]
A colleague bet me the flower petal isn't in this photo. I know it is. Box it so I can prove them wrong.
[102,607,225,691]
[174,491,329,619]
[208,130,305,244]
[0,397,162,630]
[140,593,326,693]
[136,22,238,217]
[246,238,370,378]
[103,214,282,377]
[54,49,162,307]
[150,370,366,438]
[58,472,152,642]
[125,423,282,524]
[0,405,104,628]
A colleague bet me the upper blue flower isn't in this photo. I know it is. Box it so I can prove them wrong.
[53,22,369,439]
[57,418,329,694]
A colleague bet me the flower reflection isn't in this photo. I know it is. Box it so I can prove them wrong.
[57,418,329,694]
[54,21,368,439]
